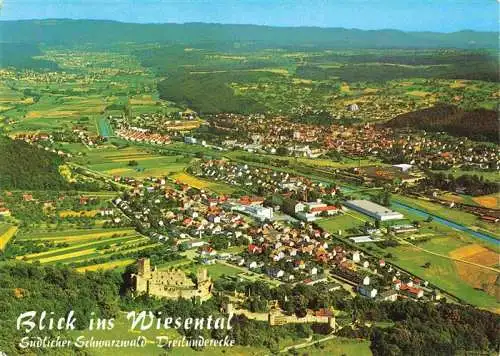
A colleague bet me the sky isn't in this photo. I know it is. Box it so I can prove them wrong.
[0,0,498,32]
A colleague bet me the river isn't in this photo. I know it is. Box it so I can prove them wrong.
[392,201,499,246]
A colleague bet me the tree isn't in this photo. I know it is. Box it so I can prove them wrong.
[276,146,288,156]
[128,160,138,166]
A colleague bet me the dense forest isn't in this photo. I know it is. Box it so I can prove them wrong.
[0,136,69,190]
[296,58,498,82]
[0,20,496,49]
[364,301,499,355]
[384,104,499,142]
[158,71,267,113]
[0,262,122,355]
[0,43,59,70]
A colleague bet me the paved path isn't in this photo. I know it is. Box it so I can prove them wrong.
[278,334,337,353]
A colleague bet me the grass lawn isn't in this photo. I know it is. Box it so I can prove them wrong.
[317,211,373,235]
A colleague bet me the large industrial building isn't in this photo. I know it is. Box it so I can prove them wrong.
[344,200,404,221]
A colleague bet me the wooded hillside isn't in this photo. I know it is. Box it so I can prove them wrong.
[384,104,499,142]
[0,136,68,190]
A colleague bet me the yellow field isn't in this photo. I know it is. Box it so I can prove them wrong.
[450,244,498,266]
[129,95,155,105]
[59,210,98,218]
[249,68,290,75]
[106,168,132,175]
[449,243,499,297]
[473,194,499,209]
[28,229,135,242]
[450,80,467,88]
[407,90,430,97]
[36,248,97,263]
[0,105,14,111]
[0,226,18,250]
[440,193,465,204]
[76,259,135,272]
[58,164,75,182]
[340,83,351,93]
[21,238,150,264]
[292,78,313,84]
[171,172,210,189]
[26,106,105,119]
[18,236,138,260]
[453,260,499,297]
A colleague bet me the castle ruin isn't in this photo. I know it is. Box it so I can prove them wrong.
[132,258,213,301]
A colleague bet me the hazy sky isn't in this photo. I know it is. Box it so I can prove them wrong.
[1,0,498,32]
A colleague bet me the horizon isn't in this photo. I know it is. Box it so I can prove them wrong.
[1,17,496,34]
[0,0,498,33]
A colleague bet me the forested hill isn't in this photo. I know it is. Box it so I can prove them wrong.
[0,19,497,49]
[0,136,68,190]
[0,43,59,70]
[384,104,499,142]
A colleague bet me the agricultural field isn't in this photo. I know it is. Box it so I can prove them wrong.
[385,235,499,312]
[76,258,136,272]
[171,172,236,194]
[88,155,191,178]
[0,224,18,250]
[71,145,193,178]
[472,193,500,209]
[10,227,163,267]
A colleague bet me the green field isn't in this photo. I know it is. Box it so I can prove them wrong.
[317,211,374,235]
[88,155,191,178]
[385,238,498,311]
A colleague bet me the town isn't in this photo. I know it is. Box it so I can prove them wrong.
[0,17,498,356]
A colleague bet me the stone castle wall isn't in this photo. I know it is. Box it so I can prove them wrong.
[133,258,212,300]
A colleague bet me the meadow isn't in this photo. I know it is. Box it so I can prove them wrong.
[385,235,498,312]
[317,211,373,235]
